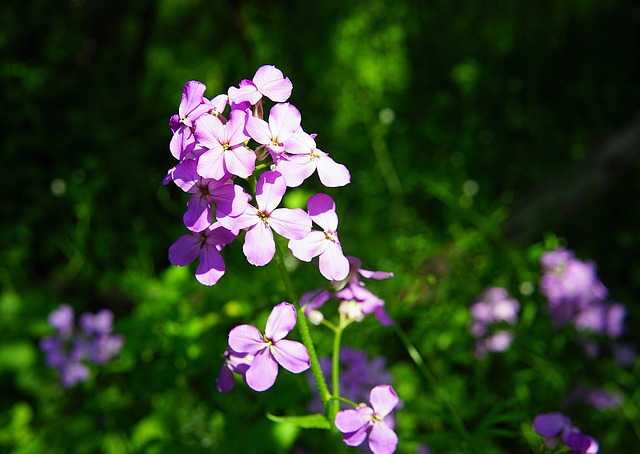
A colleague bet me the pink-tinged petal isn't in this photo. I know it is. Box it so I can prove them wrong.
[289,231,328,262]
[253,65,293,102]
[228,324,265,354]
[246,115,274,145]
[368,421,398,454]
[197,148,226,181]
[272,339,310,373]
[316,155,351,187]
[217,205,259,232]
[228,82,261,106]
[243,222,276,266]
[204,221,239,248]
[301,289,332,314]
[168,233,200,266]
[179,80,206,119]
[265,302,297,340]
[269,208,311,240]
[194,114,225,149]
[163,165,176,185]
[359,268,394,280]
[205,93,228,114]
[282,128,315,155]
[343,425,371,448]
[245,348,278,392]
[212,183,250,217]
[318,242,350,281]
[308,193,338,231]
[170,125,196,160]
[184,193,212,232]
[226,109,250,145]
[369,385,399,418]
[170,159,199,192]
[256,171,286,213]
[268,103,301,142]
[195,244,226,286]
[335,407,374,433]
[223,146,256,179]
[276,155,316,187]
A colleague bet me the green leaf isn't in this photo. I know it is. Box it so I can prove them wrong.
[266,413,331,430]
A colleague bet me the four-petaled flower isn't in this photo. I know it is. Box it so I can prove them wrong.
[335,384,399,454]
[227,302,310,391]
[228,65,293,106]
[219,171,311,266]
[289,193,349,281]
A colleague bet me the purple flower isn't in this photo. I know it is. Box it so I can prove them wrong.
[289,193,350,281]
[227,302,310,392]
[168,221,238,286]
[219,171,311,266]
[469,288,519,358]
[335,385,399,454]
[566,432,599,454]
[194,109,255,180]
[228,65,293,106]
[277,129,351,188]
[533,412,599,453]
[564,387,623,411]
[245,102,301,161]
[216,349,254,393]
[169,81,210,160]
[79,309,113,336]
[168,158,250,232]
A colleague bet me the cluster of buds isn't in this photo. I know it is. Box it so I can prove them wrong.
[469,287,520,359]
[40,305,123,388]
[164,65,351,285]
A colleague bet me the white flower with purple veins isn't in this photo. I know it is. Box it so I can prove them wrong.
[168,221,238,286]
[218,171,311,267]
[289,193,350,281]
[245,102,301,162]
[277,129,351,188]
[335,385,399,454]
[227,302,310,392]
[169,80,211,160]
[227,65,293,106]
[168,158,249,232]
[195,109,255,180]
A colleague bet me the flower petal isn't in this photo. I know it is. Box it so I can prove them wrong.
[268,103,301,143]
[271,339,310,373]
[197,148,226,181]
[368,421,398,454]
[316,154,351,187]
[253,65,292,102]
[318,242,350,281]
[256,171,286,213]
[533,412,570,438]
[265,302,297,341]
[224,145,256,179]
[168,233,200,266]
[195,244,226,286]
[228,324,265,354]
[276,155,316,187]
[243,222,276,266]
[245,115,273,145]
[308,193,338,231]
[269,208,311,240]
[216,362,236,393]
[184,193,212,232]
[289,231,327,262]
[369,385,399,418]
[335,407,374,433]
[245,348,278,392]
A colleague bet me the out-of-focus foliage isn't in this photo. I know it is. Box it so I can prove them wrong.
[1,0,639,452]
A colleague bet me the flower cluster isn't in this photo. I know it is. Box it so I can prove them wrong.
[540,248,634,362]
[165,65,351,285]
[533,412,599,453]
[218,302,310,392]
[564,386,623,411]
[40,304,123,388]
[300,256,394,326]
[308,347,393,413]
[335,385,399,454]
[469,287,520,359]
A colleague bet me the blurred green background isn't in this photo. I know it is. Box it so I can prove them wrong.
[1,0,639,452]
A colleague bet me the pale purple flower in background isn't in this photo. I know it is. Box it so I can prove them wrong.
[336,283,393,326]
[168,158,249,232]
[289,193,350,281]
[612,343,636,366]
[228,65,293,106]
[277,129,351,187]
[227,302,310,392]
[245,102,301,162]
[219,171,311,266]
[195,109,255,180]
[216,349,254,393]
[469,288,519,358]
[60,361,90,388]
[48,304,74,338]
[335,385,399,454]
[168,221,238,286]
[79,309,113,336]
[564,387,623,411]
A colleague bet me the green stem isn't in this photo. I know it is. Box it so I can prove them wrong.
[332,325,344,416]
[329,395,358,408]
[273,239,335,424]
